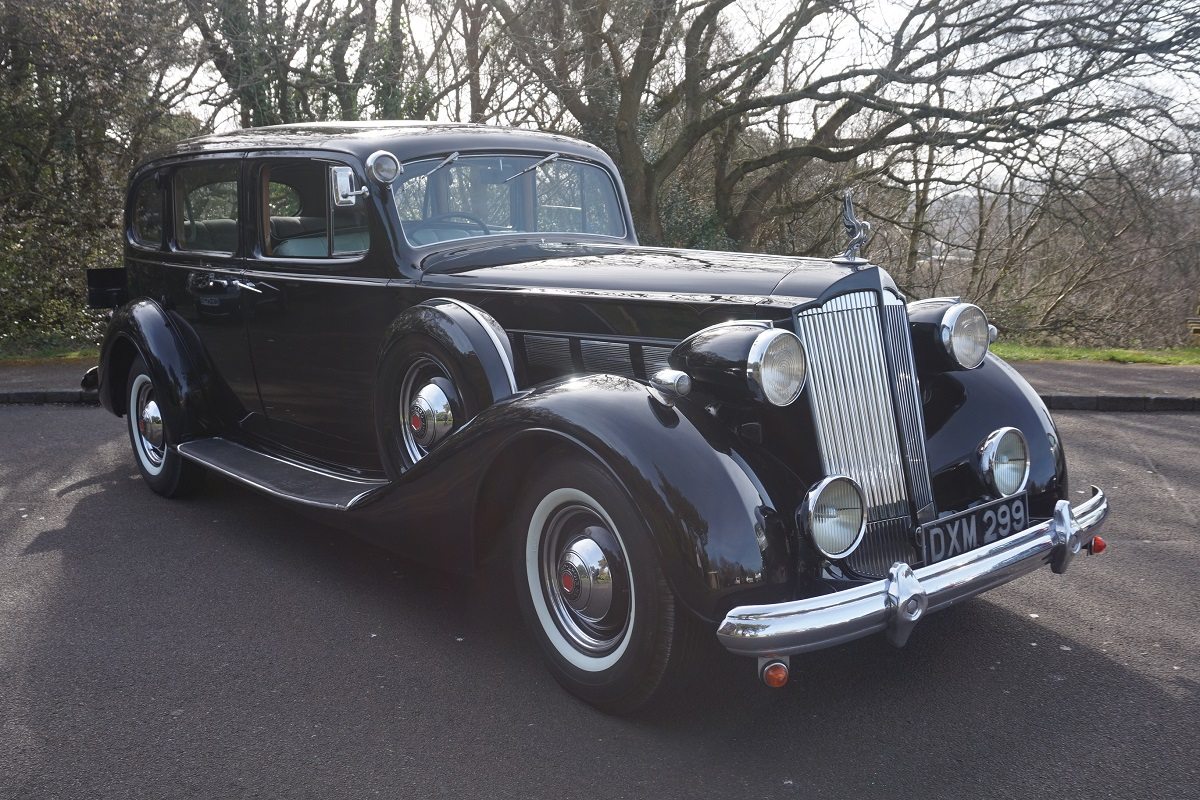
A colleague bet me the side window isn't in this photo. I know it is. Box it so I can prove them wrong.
[130,177,163,248]
[175,162,240,254]
[261,161,369,259]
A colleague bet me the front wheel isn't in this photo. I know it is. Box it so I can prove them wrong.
[512,454,702,713]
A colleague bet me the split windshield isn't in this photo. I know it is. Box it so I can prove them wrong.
[393,154,625,246]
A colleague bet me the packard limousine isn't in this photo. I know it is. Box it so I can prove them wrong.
[84,122,1109,712]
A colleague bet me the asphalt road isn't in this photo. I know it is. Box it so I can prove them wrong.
[1,407,1196,799]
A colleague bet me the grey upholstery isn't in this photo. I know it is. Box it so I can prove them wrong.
[181,219,238,253]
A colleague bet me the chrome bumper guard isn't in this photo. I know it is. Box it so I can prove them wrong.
[717,487,1109,657]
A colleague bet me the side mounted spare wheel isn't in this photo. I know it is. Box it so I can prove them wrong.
[375,299,517,476]
[512,452,703,714]
[126,354,204,497]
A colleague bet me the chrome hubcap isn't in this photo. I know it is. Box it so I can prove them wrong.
[398,357,458,464]
[134,382,165,467]
[540,506,630,655]
[408,382,454,450]
[556,536,613,620]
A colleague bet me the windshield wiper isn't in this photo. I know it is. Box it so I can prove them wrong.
[425,151,460,179]
[504,152,560,183]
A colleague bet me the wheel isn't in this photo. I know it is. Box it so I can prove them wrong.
[512,454,703,713]
[376,334,487,475]
[125,355,203,497]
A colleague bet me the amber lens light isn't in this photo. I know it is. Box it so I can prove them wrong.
[805,476,866,558]
[749,329,807,406]
[941,303,989,369]
[762,661,789,688]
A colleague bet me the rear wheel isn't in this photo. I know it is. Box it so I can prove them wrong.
[512,454,702,713]
[126,355,202,497]
[376,335,486,476]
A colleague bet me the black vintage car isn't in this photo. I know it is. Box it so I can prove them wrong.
[85,122,1109,712]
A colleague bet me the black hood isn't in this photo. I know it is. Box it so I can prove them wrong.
[419,240,887,307]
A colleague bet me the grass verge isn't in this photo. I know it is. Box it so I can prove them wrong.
[993,343,1200,365]
[0,341,100,363]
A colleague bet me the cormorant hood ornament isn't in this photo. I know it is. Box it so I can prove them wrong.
[832,191,871,269]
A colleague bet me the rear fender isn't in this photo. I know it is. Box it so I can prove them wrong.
[376,297,517,402]
[98,300,208,439]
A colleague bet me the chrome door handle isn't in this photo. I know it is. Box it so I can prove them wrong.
[231,279,263,294]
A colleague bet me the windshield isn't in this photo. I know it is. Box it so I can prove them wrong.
[394,154,626,246]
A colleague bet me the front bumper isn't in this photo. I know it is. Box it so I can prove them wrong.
[717,487,1109,657]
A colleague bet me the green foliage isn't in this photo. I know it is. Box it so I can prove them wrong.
[0,211,109,352]
[992,343,1200,366]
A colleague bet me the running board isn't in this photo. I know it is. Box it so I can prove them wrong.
[176,438,389,510]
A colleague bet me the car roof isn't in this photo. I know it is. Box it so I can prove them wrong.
[142,121,614,169]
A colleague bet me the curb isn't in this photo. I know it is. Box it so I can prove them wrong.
[0,390,100,405]
[1040,394,1200,412]
[0,390,1197,411]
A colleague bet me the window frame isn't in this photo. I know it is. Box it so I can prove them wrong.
[169,158,244,257]
[127,172,166,252]
[249,155,373,269]
[393,152,629,249]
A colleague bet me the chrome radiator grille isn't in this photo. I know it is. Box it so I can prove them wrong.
[793,290,934,577]
[881,300,935,514]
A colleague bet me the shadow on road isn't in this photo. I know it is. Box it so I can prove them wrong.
[2,408,1196,798]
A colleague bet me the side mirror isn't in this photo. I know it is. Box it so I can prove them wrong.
[331,166,367,207]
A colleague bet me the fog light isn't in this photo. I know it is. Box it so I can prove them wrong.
[801,476,867,559]
[979,427,1030,496]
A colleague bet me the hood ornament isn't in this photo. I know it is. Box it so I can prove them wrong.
[832,191,871,269]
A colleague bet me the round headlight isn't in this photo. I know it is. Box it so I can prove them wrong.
[801,476,866,559]
[979,427,1030,496]
[747,329,806,406]
[366,150,402,184]
[940,303,989,369]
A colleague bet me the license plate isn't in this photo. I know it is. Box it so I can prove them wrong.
[919,493,1029,565]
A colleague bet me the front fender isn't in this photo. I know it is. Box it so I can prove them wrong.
[354,375,802,623]
[923,353,1068,518]
[98,299,209,439]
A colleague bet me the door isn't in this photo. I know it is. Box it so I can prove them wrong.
[240,156,395,471]
[160,157,262,420]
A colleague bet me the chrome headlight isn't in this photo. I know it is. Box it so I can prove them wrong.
[939,303,990,369]
[979,427,1030,496]
[747,329,807,407]
[801,476,866,559]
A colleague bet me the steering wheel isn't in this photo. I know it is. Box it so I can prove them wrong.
[414,212,491,235]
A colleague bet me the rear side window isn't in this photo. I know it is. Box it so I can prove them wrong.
[130,177,163,248]
[175,162,240,254]
[261,161,370,259]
